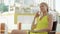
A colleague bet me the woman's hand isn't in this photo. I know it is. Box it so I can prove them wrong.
[34,12,39,18]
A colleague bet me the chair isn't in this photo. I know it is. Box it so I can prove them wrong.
[11,30,27,34]
[0,23,5,34]
[18,23,21,30]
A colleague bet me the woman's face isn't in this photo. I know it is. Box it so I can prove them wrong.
[40,4,47,13]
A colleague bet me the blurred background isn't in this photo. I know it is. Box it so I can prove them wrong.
[0,0,60,33]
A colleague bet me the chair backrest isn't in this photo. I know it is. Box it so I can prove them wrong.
[48,21,57,34]
[11,30,20,34]
[0,23,5,33]
[18,23,21,30]
[11,30,27,34]
[52,21,57,31]
[1,23,5,30]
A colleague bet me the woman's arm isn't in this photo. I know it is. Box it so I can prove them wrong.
[31,18,36,30]
[31,12,39,30]
[48,14,53,31]
[31,14,53,33]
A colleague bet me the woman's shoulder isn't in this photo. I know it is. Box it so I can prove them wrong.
[48,13,52,17]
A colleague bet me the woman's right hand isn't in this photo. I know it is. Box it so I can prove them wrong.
[34,12,39,18]
[31,12,39,30]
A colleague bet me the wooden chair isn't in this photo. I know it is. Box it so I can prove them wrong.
[11,30,27,34]
[0,23,5,34]
[18,23,21,30]
[11,23,27,34]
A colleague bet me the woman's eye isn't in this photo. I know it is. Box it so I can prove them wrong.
[41,6,44,7]
[40,6,44,7]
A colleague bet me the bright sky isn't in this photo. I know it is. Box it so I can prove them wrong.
[56,0,60,13]
[4,0,9,5]
[4,0,14,5]
[4,0,60,13]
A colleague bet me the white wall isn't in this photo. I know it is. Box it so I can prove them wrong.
[56,16,60,32]
[56,24,60,32]
[0,15,8,34]
[6,15,17,32]
[56,0,60,13]
[0,16,7,24]
[56,0,60,32]
[0,14,17,32]
[17,15,34,30]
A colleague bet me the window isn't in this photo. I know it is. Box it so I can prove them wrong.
[15,0,20,3]
[10,6,14,11]
[59,16,60,24]
[15,7,20,13]
[0,3,8,13]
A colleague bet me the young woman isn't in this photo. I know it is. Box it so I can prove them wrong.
[30,2,53,34]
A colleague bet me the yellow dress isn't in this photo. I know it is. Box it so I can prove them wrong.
[30,15,48,34]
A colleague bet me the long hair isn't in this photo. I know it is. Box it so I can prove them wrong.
[40,2,49,12]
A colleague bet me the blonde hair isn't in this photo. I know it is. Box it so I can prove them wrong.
[40,2,48,12]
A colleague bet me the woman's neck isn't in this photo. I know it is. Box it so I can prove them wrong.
[43,11,47,16]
